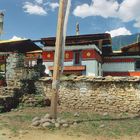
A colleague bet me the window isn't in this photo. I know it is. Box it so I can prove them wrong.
[135,60,140,70]
[74,51,81,65]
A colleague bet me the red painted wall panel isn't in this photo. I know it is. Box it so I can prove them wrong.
[42,51,54,61]
[42,51,73,62]
[65,51,73,61]
[103,72,140,77]
[104,58,135,63]
[82,49,102,62]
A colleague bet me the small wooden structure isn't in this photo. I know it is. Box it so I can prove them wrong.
[0,39,42,80]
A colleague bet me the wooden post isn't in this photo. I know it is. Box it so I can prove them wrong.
[50,0,66,119]
[98,40,103,50]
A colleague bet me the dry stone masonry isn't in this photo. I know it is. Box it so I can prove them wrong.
[36,76,140,114]
[0,53,36,112]
[6,53,25,80]
[0,52,47,112]
[1,53,140,115]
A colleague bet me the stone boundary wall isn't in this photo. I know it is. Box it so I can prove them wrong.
[36,76,140,114]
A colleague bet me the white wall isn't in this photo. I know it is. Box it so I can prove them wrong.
[43,61,74,75]
[103,62,135,72]
[99,62,102,76]
[82,60,100,76]
[43,60,102,77]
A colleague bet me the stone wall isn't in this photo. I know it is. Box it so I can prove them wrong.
[6,53,25,80]
[0,52,47,112]
[0,88,22,112]
[36,76,140,114]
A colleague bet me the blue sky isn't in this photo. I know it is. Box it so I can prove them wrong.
[0,0,140,40]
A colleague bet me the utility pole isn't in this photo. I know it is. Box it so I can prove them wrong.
[50,0,67,119]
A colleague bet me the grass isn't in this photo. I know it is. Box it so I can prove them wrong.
[59,111,140,138]
[0,107,140,138]
[10,126,19,134]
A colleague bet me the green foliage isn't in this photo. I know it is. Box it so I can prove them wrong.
[0,73,5,80]
[21,79,37,94]
[0,105,4,113]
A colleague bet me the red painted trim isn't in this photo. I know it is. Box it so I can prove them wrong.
[42,51,73,62]
[65,51,73,62]
[26,53,41,59]
[0,60,5,63]
[104,58,135,63]
[82,49,102,62]
[0,56,6,63]
[42,51,54,61]
[0,56,5,59]
[103,72,140,76]
[61,70,83,75]
[48,65,86,71]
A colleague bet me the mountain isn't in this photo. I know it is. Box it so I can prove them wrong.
[112,33,140,51]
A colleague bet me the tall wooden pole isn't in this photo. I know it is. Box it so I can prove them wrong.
[50,0,66,119]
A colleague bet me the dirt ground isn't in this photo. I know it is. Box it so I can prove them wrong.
[0,107,140,140]
[0,129,140,140]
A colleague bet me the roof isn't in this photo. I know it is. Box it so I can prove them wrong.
[121,42,140,53]
[103,41,140,57]
[41,33,112,46]
[103,51,140,57]
[0,39,42,53]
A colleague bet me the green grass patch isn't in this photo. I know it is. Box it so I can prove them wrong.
[1,108,140,138]
[58,111,140,138]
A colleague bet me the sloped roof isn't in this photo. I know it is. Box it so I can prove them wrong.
[41,33,111,46]
[0,39,42,53]
[121,42,140,53]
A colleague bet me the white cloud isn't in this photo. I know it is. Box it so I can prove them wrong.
[73,0,119,18]
[73,0,140,28]
[118,0,140,27]
[73,4,93,18]
[23,1,59,16]
[119,0,140,22]
[106,27,132,37]
[23,2,47,16]
[35,0,43,4]
[10,36,26,40]
[49,2,59,11]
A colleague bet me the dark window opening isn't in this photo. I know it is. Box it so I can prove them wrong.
[74,51,81,65]
[135,60,140,70]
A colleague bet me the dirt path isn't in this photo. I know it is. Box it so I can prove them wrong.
[16,132,140,140]
[0,129,93,140]
[0,129,140,140]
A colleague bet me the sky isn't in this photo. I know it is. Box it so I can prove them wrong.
[0,0,140,40]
